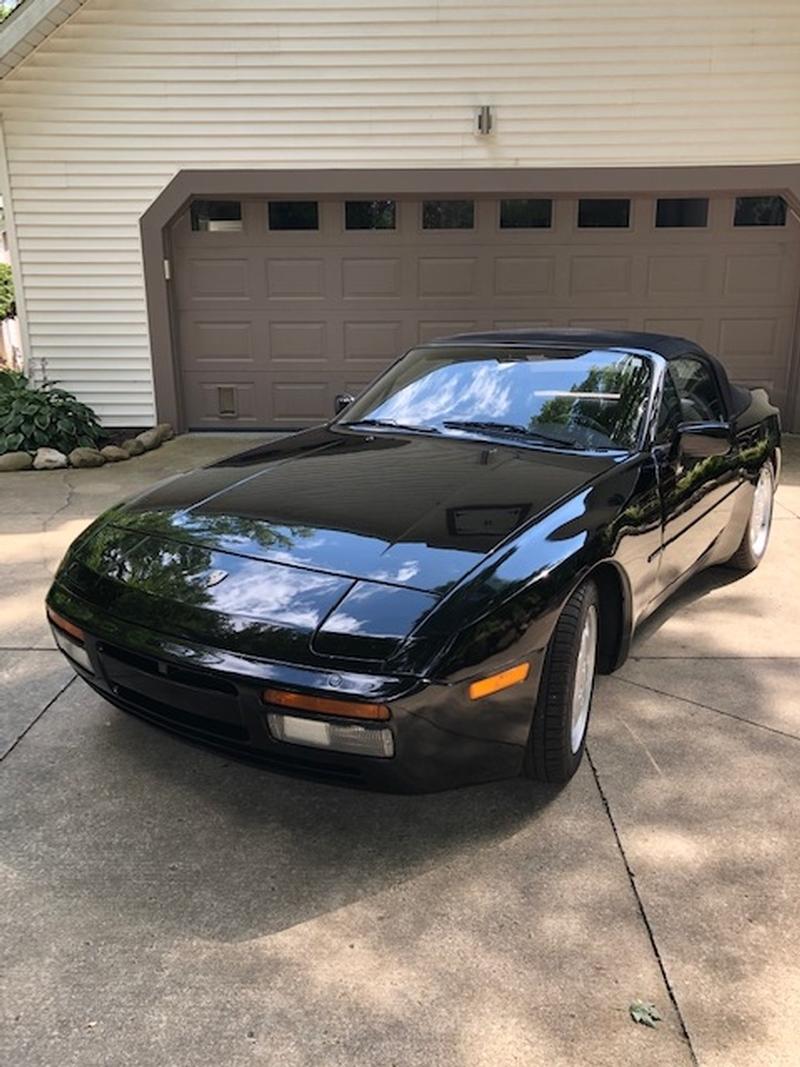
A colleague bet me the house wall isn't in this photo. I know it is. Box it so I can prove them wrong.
[0,0,798,424]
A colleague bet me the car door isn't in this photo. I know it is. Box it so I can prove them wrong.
[652,356,741,595]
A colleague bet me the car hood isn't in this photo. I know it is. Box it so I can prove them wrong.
[109,427,620,595]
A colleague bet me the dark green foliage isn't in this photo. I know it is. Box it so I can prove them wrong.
[0,263,14,320]
[0,371,103,455]
[0,367,25,393]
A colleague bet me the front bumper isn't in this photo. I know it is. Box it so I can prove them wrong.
[47,591,539,793]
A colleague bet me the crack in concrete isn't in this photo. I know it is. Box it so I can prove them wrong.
[42,472,76,533]
[0,674,76,763]
[613,674,800,743]
[586,746,699,1065]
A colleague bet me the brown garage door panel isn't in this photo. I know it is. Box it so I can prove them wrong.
[494,256,556,297]
[646,255,711,297]
[178,257,252,304]
[182,372,338,428]
[181,374,266,427]
[267,258,328,301]
[179,318,256,369]
[171,197,799,428]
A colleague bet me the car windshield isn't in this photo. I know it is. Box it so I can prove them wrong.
[338,345,652,451]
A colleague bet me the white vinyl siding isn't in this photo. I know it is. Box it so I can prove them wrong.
[0,0,799,424]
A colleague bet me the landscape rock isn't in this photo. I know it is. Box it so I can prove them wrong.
[0,451,33,472]
[100,445,130,463]
[68,447,106,468]
[33,447,68,470]
[135,427,163,451]
[121,438,145,457]
[135,423,174,451]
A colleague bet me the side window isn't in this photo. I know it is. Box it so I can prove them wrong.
[656,369,682,442]
[669,358,725,423]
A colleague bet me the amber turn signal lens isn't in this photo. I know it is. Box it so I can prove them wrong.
[46,606,85,643]
[262,687,391,721]
[469,662,530,700]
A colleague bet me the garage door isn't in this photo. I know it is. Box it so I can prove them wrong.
[170,193,799,429]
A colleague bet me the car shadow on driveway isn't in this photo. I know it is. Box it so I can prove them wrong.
[5,676,700,1066]
[4,678,560,944]
[630,563,745,649]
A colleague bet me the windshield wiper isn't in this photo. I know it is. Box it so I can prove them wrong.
[442,420,574,447]
[343,418,440,434]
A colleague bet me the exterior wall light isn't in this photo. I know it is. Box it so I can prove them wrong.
[475,105,494,135]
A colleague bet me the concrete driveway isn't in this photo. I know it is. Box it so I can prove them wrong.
[1,434,798,1067]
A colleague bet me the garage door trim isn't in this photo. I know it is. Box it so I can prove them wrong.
[140,165,800,432]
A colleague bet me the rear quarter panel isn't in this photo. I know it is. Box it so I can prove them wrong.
[716,387,782,556]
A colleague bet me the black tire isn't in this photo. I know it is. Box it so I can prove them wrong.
[524,579,600,783]
[726,463,774,573]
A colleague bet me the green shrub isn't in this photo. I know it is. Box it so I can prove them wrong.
[0,263,15,321]
[0,372,103,455]
[0,367,25,393]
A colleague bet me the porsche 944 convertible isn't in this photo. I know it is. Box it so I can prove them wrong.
[47,329,780,791]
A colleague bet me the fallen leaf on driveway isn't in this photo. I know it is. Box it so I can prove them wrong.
[629,1000,661,1027]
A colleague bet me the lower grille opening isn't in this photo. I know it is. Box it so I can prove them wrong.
[167,662,237,695]
[103,642,237,696]
[115,685,248,742]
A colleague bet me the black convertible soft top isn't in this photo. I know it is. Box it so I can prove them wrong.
[432,326,697,359]
[431,328,751,418]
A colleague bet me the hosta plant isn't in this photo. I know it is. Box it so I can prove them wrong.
[0,372,103,455]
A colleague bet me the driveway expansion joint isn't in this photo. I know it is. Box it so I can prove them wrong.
[586,746,699,1066]
[0,675,75,762]
[614,674,800,743]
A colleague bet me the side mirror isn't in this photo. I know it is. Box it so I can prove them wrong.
[677,421,732,459]
[334,393,354,415]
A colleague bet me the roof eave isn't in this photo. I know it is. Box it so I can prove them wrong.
[0,0,87,80]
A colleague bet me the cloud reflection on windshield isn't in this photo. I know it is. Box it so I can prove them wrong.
[374,362,513,426]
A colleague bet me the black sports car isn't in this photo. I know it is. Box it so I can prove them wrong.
[47,330,780,792]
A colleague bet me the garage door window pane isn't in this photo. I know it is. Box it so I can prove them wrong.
[190,200,242,232]
[734,196,786,227]
[656,197,708,228]
[345,200,396,230]
[268,201,319,230]
[422,200,474,229]
[500,199,552,228]
[577,199,630,228]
